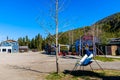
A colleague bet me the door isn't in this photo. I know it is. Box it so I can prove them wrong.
[8,49,11,53]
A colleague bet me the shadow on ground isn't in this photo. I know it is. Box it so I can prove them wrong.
[61,56,79,59]
[8,65,50,74]
[41,51,80,59]
[64,70,120,80]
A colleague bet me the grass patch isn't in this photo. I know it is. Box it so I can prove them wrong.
[95,70,120,76]
[94,56,120,62]
[46,70,120,80]
[46,72,79,80]
[46,72,65,80]
[112,57,120,61]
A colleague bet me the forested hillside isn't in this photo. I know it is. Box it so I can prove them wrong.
[94,12,120,44]
[96,12,120,32]
[18,12,120,50]
[57,12,120,44]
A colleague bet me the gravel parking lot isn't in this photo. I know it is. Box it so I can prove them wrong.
[0,52,120,80]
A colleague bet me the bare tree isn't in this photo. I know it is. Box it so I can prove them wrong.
[55,0,59,73]
[36,0,69,73]
[49,0,69,73]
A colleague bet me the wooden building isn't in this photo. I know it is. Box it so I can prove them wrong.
[97,38,120,56]
[19,46,29,53]
[107,38,120,55]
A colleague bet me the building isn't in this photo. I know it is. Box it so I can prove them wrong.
[96,38,120,56]
[19,46,29,52]
[0,40,19,53]
[75,35,99,55]
[107,38,120,55]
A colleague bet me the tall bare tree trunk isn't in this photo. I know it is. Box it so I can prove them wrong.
[55,0,59,73]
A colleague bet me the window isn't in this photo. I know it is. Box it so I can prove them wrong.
[2,49,6,52]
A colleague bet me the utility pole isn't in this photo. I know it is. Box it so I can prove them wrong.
[72,27,74,45]
[55,0,59,73]
[93,24,96,55]
[69,31,70,45]
[97,25,98,38]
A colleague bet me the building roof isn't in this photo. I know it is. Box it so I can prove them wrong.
[19,46,28,49]
[6,40,17,42]
[82,35,93,41]
[109,38,120,45]
[0,40,18,46]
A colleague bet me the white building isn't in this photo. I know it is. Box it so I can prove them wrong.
[0,46,12,53]
[0,40,19,53]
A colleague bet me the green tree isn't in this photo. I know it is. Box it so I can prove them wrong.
[35,34,43,51]
[31,38,36,49]
[18,37,23,46]
[25,36,30,46]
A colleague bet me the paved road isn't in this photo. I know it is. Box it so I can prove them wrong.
[0,52,120,80]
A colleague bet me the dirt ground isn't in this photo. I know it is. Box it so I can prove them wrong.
[0,52,120,80]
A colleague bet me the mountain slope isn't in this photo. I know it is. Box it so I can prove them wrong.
[46,12,120,45]
[96,12,120,32]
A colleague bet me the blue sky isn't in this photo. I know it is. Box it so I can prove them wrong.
[0,0,120,42]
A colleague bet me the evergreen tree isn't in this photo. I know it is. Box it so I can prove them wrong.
[18,37,23,46]
[25,36,30,46]
[35,34,43,51]
[18,34,43,51]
